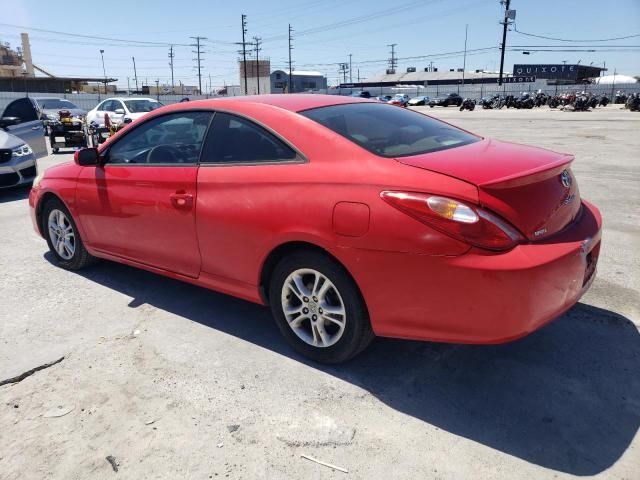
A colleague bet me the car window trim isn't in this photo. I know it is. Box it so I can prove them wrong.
[198,109,307,167]
[99,109,215,167]
[99,108,308,167]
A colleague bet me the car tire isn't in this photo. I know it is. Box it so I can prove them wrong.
[42,198,96,270]
[52,147,59,154]
[269,249,374,364]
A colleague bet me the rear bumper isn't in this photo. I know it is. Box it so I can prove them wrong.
[341,200,602,344]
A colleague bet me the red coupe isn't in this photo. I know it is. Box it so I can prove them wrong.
[29,95,601,363]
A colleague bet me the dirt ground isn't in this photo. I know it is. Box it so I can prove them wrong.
[1,105,639,480]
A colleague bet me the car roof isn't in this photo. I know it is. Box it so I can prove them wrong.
[190,94,373,113]
[104,97,157,101]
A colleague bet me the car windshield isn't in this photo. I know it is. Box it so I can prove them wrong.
[301,102,479,158]
[123,100,163,113]
[39,99,78,109]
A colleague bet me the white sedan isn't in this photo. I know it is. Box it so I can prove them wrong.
[86,97,163,126]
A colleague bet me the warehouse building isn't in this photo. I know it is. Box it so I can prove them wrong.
[270,70,327,93]
[343,68,501,88]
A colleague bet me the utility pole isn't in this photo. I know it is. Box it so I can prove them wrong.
[190,36,206,94]
[132,56,139,94]
[209,73,212,97]
[155,79,160,101]
[288,24,294,93]
[462,24,468,87]
[253,36,262,94]
[168,45,175,92]
[498,0,513,86]
[127,77,130,95]
[99,49,107,95]
[387,43,397,73]
[338,63,348,84]
[349,54,353,83]
[240,14,249,95]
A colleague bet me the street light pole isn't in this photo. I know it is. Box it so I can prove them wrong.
[99,49,107,95]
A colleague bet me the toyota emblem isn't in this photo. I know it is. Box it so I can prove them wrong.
[560,170,572,188]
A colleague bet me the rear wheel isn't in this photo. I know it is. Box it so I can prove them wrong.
[269,250,374,363]
[42,198,95,270]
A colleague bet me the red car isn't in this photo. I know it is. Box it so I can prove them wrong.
[29,95,601,363]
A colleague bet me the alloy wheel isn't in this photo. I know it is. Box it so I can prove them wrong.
[281,268,347,348]
[48,209,75,260]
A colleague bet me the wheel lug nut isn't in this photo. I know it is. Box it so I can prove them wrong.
[303,308,309,314]
[312,314,317,320]
[312,296,318,302]
[319,308,323,314]
[303,297,309,303]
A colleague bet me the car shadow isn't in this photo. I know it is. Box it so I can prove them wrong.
[45,254,640,476]
[0,185,31,203]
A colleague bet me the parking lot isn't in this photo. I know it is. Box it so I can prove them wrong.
[1,105,639,479]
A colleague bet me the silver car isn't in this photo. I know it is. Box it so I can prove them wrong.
[0,97,47,188]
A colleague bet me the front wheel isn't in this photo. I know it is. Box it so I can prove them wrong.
[269,250,374,363]
[42,198,96,270]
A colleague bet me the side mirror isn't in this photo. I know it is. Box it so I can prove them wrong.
[123,117,132,124]
[114,108,125,115]
[74,147,99,166]
[0,117,21,129]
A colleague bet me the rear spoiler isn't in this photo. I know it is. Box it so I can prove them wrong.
[479,155,574,189]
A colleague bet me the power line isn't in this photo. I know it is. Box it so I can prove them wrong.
[513,27,640,43]
[0,22,192,47]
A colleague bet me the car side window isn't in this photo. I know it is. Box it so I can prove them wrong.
[114,100,125,112]
[106,111,213,165]
[96,101,108,111]
[201,112,297,164]
[3,98,38,123]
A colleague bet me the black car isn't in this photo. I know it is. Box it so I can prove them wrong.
[429,93,463,107]
[350,90,371,98]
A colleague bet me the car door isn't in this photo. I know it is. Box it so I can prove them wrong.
[75,110,214,278]
[1,98,47,158]
[195,112,302,283]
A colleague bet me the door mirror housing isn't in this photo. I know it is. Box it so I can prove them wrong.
[74,147,99,166]
[114,108,125,115]
[0,117,21,129]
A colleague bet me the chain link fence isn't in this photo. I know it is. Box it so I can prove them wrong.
[1,81,638,112]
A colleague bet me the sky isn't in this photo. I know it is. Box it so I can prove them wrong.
[2,0,639,91]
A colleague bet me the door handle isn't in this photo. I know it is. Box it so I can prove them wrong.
[170,192,193,209]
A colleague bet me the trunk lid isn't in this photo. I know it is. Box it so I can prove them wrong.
[396,139,581,240]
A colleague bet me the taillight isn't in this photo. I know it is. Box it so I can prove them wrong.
[380,191,524,251]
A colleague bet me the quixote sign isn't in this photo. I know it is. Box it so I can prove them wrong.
[504,76,536,83]
[513,64,578,80]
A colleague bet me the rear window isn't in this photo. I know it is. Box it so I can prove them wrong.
[300,102,478,158]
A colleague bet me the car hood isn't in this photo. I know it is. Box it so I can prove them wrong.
[0,129,26,149]
[395,139,580,240]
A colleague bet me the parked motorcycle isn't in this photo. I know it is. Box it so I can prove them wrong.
[598,95,610,107]
[626,93,640,111]
[615,91,628,104]
[533,91,548,107]
[459,98,476,111]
